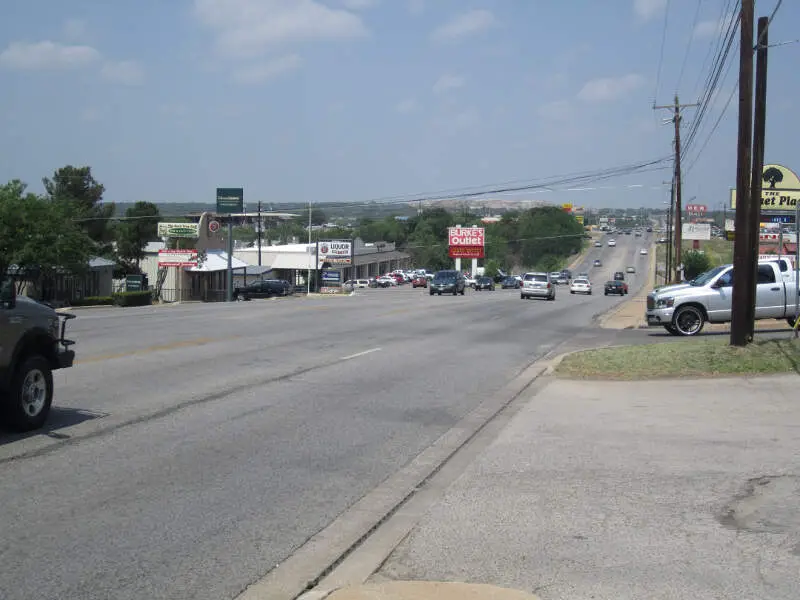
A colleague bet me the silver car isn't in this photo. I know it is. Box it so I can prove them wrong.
[521,272,555,301]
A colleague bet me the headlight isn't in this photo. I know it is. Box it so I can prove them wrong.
[655,297,675,308]
[49,317,60,338]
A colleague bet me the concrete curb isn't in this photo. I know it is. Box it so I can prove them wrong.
[307,581,541,600]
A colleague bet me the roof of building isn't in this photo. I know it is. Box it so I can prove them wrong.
[89,257,116,268]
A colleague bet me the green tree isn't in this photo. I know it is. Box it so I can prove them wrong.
[43,165,115,251]
[115,201,160,268]
[0,180,92,293]
[682,250,712,280]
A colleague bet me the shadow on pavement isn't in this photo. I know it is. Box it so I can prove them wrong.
[0,407,107,445]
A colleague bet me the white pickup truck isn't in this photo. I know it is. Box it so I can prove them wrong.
[645,259,800,336]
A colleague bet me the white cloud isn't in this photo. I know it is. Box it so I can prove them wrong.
[62,18,89,42]
[431,9,496,43]
[536,100,572,121]
[101,60,145,85]
[194,0,368,59]
[577,74,646,102]
[433,73,465,94]
[408,0,425,16]
[395,98,419,113]
[633,0,667,22]
[231,54,302,84]
[0,40,100,70]
[341,0,378,9]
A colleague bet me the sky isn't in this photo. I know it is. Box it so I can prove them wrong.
[1,0,798,210]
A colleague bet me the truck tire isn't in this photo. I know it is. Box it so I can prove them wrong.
[663,324,680,336]
[672,305,705,336]
[788,315,799,328]
[2,355,53,432]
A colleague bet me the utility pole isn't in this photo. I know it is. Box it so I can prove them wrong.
[257,199,263,266]
[665,180,674,284]
[730,0,755,347]
[748,15,769,340]
[654,96,699,282]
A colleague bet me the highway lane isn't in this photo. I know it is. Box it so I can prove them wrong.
[0,233,653,600]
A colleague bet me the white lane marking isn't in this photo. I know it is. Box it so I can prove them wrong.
[340,347,382,361]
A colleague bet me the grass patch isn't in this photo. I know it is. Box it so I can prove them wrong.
[556,337,800,380]
[700,238,734,266]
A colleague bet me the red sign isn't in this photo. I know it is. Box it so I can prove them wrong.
[448,246,485,259]
[447,227,485,247]
[685,204,707,214]
[158,249,198,267]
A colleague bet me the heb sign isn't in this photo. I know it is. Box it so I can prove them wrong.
[158,249,198,267]
[448,227,485,247]
[449,246,484,259]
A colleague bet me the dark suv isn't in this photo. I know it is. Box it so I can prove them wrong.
[233,279,293,300]
[613,271,625,281]
[430,270,466,296]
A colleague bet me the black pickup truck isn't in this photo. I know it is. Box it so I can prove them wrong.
[233,279,293,300]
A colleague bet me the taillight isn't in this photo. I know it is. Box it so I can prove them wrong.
[547,283,551,289]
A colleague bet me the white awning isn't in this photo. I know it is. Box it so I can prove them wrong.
[187,250,249,272]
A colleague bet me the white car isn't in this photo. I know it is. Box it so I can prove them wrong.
[640,248,648,255]
[608,239,616,247]
[570,278,592,295]
[594,241,602,247]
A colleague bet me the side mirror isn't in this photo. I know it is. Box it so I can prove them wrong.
[1,280,16,308]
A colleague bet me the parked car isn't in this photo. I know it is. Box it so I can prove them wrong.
[604,280,628,296]
[474,276,495,291]
[344,279,369,289]
[645,259,800,336]
[501,276,520,289]
[570,278,592,295]
[613,271,625,281]
[521,272,555,301]
[430,270,466,296]
[233,279,293,300]
[412,276,428,288]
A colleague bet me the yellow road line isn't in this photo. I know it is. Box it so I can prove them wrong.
[75,336,238,365]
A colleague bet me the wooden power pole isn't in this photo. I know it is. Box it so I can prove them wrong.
[654,96,699,282]
[730,0,755,347]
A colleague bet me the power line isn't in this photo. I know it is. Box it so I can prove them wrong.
[676,0,705,93]
[652,0,673,105]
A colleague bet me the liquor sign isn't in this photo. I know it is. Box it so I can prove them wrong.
[447,227,485,259]
[317,240,352,265]
[157,222,200,238]
[158,249,198,267]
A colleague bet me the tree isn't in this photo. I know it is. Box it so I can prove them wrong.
[115,201,160,268]
[43,165,115,251]
[763,167,783,189]
[682,250,712,280]
[0,180,93,294]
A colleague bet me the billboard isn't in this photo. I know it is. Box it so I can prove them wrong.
[158,249,198,267]
[685,204,707,215]
[317,240,352,265]
[730,163,800,211]
[682,223,711,241]
[448,227,485,259]
[216,187,244,214]
[157,222,199,238]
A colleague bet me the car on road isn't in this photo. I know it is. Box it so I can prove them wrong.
[645,259,800,336]
[412,276,428,288]
[430,270,466,296]
[521,272,555,301]
[549,271,563,284]
[626,266,636,274]
[556,271,570,285]
[640,248,648,255]
[608,239,617,247]
[570,278,592,295]
[604,280,628,296]
[474,276,495,291]
[0,280,76,431]
[613,271,625,281]
[594,241,602,247]
[344,279,369,289]
[593,259,603,267]
[500,276,520,289]
[464,275,477,288]
[233,279,293,300]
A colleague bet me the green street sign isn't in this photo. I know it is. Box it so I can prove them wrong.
[216,187,244,214]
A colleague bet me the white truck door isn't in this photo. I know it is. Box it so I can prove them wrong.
[707,269,734,321]
[754,264,786,319]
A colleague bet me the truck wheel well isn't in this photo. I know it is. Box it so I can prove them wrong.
[15,334,58,371]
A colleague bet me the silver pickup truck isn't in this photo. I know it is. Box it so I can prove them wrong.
[645,259,800,336]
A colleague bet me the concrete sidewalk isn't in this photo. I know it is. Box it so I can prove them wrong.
[366,374,800,599]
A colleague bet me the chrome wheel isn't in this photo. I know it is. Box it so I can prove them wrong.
[673,306,704,336]
[21,368,47,417]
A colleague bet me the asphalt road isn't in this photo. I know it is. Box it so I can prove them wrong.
[0,232,653,600]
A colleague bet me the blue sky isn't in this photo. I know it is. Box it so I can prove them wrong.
[1,0,798,209]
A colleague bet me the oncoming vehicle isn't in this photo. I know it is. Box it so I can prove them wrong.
[474,276,495,291]
[501,276,520,289]
[412,276,428,288]
[614,271,625,281]
[430,270,466,296]
[608,239,617,247]
[521,272,555,301]
[0,280,76,431]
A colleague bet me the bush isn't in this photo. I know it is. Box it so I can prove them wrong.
[72,296,114,307]
[112,291,152,307]
[682,250,712,280]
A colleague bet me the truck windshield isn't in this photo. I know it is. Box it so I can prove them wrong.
[690,265,727,286]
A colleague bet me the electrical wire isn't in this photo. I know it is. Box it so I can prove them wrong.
[652,0,673,105]
[676,0,705,93]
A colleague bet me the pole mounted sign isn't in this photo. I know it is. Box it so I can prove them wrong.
[157,222,200,238]
[730,164,800,211]
[216,188,244,214]
[317,240,352,265]
[448,227,485,259]
[157,249,198,267]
